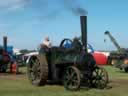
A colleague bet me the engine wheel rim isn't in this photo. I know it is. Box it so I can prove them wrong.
[64,66,80,90]
[92,67,108,89]
[28,58,41,83]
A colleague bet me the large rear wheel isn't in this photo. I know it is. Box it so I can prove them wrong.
[27,54,48,86]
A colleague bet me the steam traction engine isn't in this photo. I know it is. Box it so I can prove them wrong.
[27,16,109,90]
[0,36,10,72]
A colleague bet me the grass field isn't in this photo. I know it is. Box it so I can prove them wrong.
[0,66,128,96]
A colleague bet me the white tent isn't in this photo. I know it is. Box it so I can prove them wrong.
[13,48,22,55]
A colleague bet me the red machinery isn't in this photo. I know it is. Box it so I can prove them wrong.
[0,36,10,72]
[93,52,108,65]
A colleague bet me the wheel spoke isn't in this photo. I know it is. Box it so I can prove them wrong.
[71,71,76,78]
[97,70,100,75]
[95,69,99,74]
[36,72,41,79]
[31,59,35,65]
[31,72,36,81]
[66,69,70,75]
[69,68,72,74]
[72,79,79,84]
[99,69,103,76]
[35,59,40,67]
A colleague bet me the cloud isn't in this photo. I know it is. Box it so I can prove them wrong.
[0,0,30,10]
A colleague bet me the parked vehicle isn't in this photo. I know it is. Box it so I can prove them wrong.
[0,37,11,72]
[27,16,108,90]
[105,31,128,72]
[23,52,39,64]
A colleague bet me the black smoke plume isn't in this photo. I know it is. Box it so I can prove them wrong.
[62,0,88,16]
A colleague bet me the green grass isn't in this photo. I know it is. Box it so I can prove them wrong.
[104,66,128,79]
[0,66,128,96]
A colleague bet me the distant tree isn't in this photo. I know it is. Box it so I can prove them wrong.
[20,49,37,54]
[20,49,29,54]
[29,50,37,52]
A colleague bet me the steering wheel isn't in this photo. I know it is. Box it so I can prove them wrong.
[60,38,73,48]
[87,43,95,53]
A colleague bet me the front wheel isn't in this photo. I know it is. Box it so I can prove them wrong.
[92,66,108,89]
[63,66,81,91]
